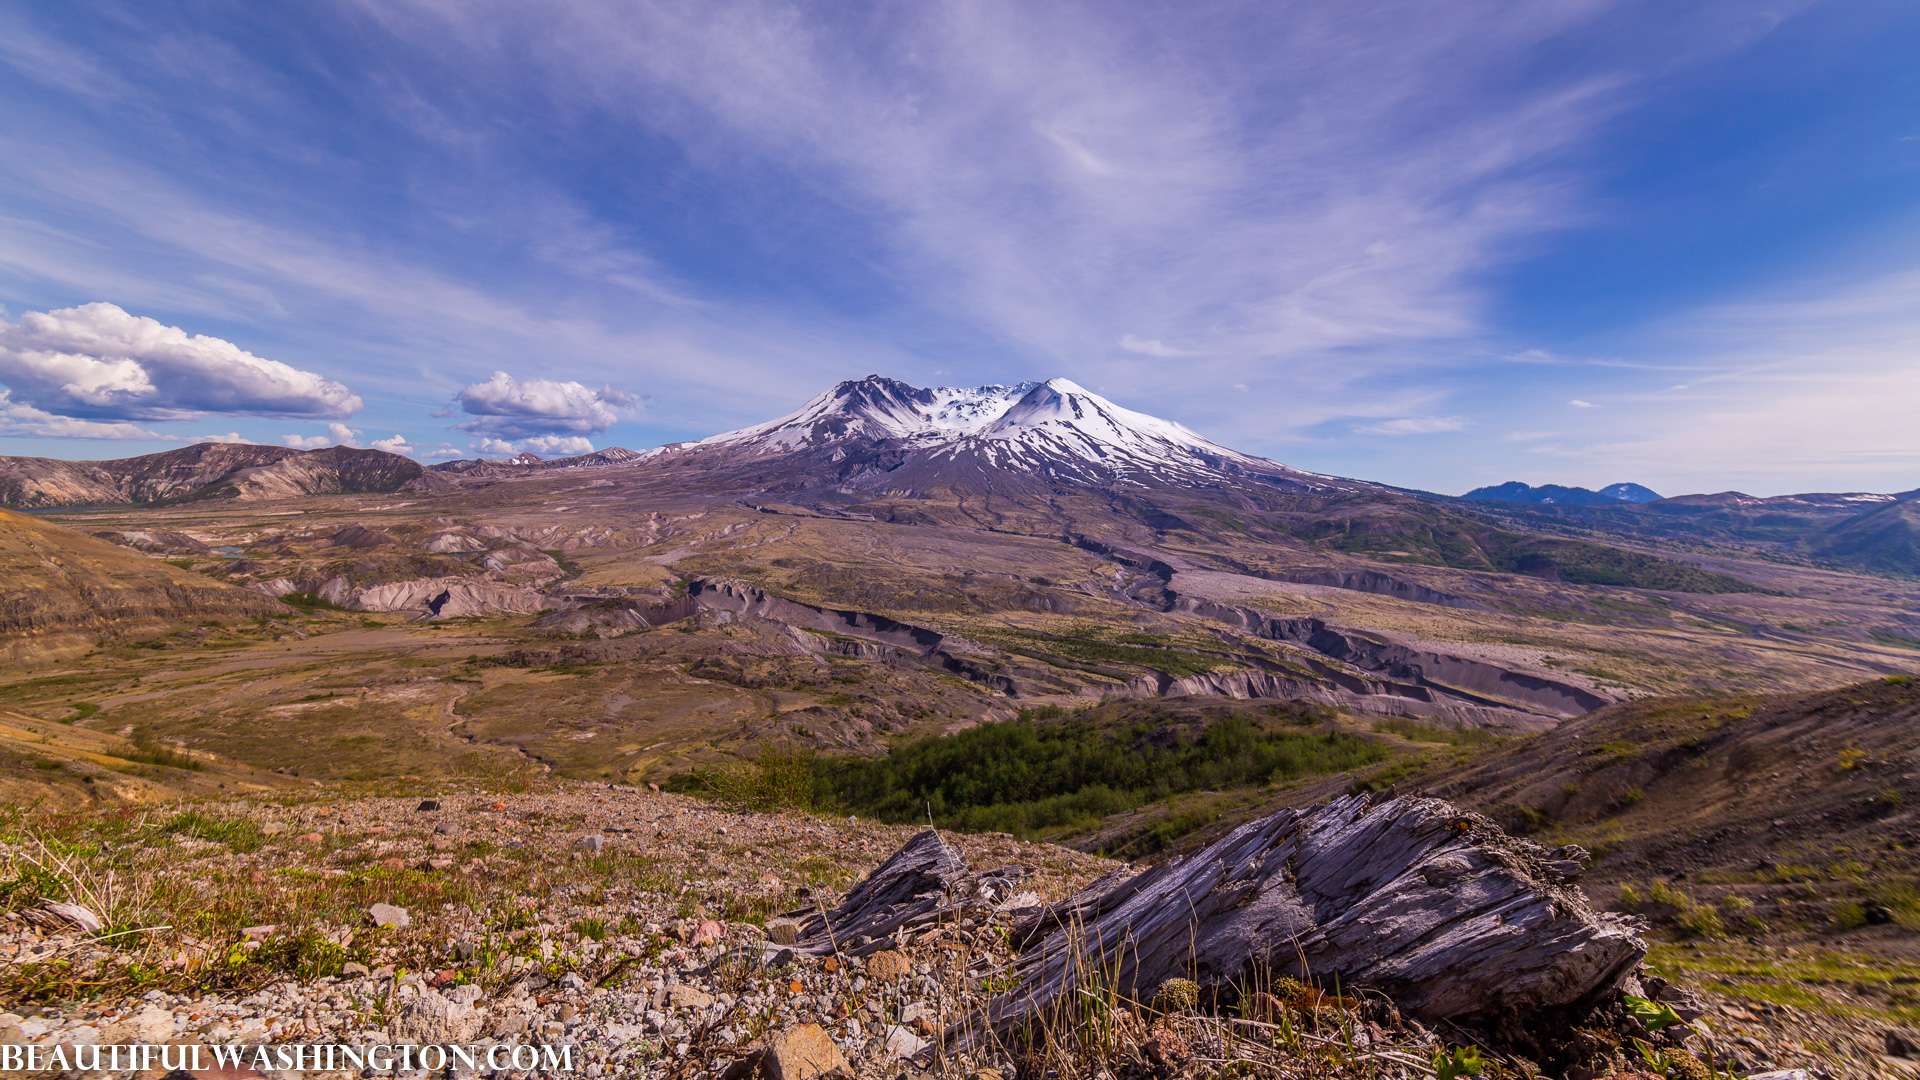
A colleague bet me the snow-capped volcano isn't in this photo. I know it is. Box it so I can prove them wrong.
[666,375,1336,492]
[695,376,1037,449]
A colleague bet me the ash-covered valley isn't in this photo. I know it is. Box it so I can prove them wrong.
[4,375,1920,1078]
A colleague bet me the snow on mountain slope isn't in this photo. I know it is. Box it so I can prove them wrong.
[673,375,1336,490]
[694,376,1035,450]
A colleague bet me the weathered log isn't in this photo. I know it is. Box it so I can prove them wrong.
[787,829,1027,957]
[948,793,1645,1046]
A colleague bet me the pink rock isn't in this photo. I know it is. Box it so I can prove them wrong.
[690,919,726,947]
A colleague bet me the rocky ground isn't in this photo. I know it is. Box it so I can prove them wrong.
[1,785,1914,1078]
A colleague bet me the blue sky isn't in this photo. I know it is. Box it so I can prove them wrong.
[0,0,1916,496]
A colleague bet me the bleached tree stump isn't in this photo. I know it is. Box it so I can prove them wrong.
[951,793,1644,1045]
[786,829,1027,957]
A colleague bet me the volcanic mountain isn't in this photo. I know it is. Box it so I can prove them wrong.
[644,376,1351,496]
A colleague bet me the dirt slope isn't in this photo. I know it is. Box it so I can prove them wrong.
[0,509,281,664]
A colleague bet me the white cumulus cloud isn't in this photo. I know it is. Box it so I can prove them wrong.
[370,434,414,455]
[518,435,595,457]
[283,433,331,449]
[328,422,363,447]
[453,371,635,439]
[1569,399,1599,408]
[0,302,361,421]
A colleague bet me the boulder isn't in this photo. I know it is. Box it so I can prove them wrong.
[366,903,411,929]
[667,985,715,1009]
[865,950,911,981]
[762,1024,851,1080]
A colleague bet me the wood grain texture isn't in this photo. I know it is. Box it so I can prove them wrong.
[953,793,1644,1045]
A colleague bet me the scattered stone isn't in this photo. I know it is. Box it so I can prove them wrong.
[379,857,406,871]
[763,1023,851,1080]
[882,1024,928,1057]
[417,799,441,811]
[667,985,715,1009]
[866,950,911,981]
[430,969,458,987]
[391,990,481,1045]
[239,924,276,940]
[765,921,802,946]
[488,801,508,810]
[342,962,370,977]
[260,821,289,835]
[576,834,605,853]
[451,936,476,960]
[444,984,483,1006]
[295,831,324,843]
[366,903,411,929]
[101,1005,175,1045]
[691,918,726,946]
[426,857,453,870]
[647,783,660,793]
[559,972,587,990]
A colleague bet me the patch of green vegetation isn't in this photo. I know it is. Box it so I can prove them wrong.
[278,592,345,613]
[670,744,820,814]
[817,713,1390,837]
[1871,630,1920,651]
[1370,717,1503,747]
[0,672,104,696]
[120,729,205,772]
[998,630,1230,678]
[1492,537,1767,594]
[67,702,99,722]
[161,811,264,852]
[1646,943,1920,1024]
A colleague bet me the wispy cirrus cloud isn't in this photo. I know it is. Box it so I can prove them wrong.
[1478,266,1920,494]
[1355,416,1469,436]
[6,0,1908,499]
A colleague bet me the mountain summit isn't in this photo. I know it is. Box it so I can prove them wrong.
[1464,481,1662,506]
[666,375,1337,492]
